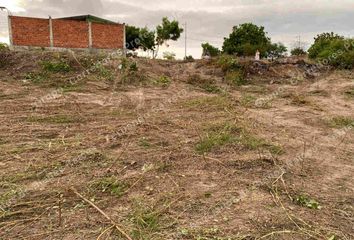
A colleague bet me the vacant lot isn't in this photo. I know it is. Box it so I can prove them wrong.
[0,52,353,240]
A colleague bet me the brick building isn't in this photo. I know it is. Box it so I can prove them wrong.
[8,15,126,52]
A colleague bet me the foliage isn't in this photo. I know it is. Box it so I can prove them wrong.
[185,55,194,61]
[126,17,183,59]
[25,72,48,83]
[155,17,183,58]
[125,25,141,50]
[217,55,241,72]
[291,47,307,56]
[222,23,271,57]
[153,75,171,87]
[91,177,127,198]
[307,33,354,69]
[0,43,9,51]
[295,195,321,210]
[202,42,220,57]
[125,26,156,51]
[162,51,176,60]
[40,60,71,73]
[225,70,246,86]
[156,17,184,45]
[327,116,354,128]
[308,32,344,59]
[267,42,287,59]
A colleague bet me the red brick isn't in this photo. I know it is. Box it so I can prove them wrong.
[11,16,50,47]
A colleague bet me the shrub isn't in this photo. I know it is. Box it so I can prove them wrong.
[41,60,71,73]
[153,75,170,87]
[225,70,246,86]
[185,55,194,61]
[217,55,241,72]
[0,43,9,51]
[291,47,307,56]
[202,42,220,57]
[163,51,176,60]
[307,32,354,69]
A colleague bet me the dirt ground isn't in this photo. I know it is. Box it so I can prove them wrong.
[0,51,353,240]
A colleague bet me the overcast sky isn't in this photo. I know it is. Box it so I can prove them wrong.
[1,0,354,58]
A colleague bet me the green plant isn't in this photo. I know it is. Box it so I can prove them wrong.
[196,123,241,154]
[129,61,138,71]
[25,72,48,83]
[222,23,271,57]
[27,115,83,124]
[291,47,307,56]
[217,55,241,72]
[202,42,220,57]
[91,177,127,198]
[163,51,176,60]
[267,42,287,59]
[0,43,9,51]
[155,17,184,58]
[138,138,151,148]
[295,195,321,210]
[327,116,354,128]
[202,84,222,94]
[185,55,194,61]
[130,201,164,239]
[153,75,171,87]
[225,70,246,86]
[41,60,71,73]
[94,64,115,81]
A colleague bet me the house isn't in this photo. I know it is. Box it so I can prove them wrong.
[8,14,126,52]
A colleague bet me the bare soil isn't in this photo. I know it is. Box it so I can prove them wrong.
[0,51,353,240]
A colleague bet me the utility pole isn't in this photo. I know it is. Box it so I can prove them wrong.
[184,22,187,59]
[297,35,301,49]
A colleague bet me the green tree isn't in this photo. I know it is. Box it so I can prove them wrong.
[308,32,344,59]
[267,42,287,59]
[155,17,184,58]
[125,25,141,50]
[125,25,155,51]
[201,42,220,57]
[291,47,307,56]
[138,27,156,51]
[222,23,271,57]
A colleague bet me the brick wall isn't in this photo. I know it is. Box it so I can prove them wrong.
[52,19,89,48]
[11,16,50,47]
[10,16,124,50]
[92,23,124,49]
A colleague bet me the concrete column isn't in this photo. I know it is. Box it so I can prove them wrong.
[49,16,54,48]
[123,23,126,56]
[8,15,13,49]
[88,21,92,49]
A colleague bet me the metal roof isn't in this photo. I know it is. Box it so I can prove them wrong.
[56,15,118,24]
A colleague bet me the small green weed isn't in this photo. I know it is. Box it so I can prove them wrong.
[295,194,321,210]
[327,116,354,128]
[153,75,171,87]
[91,177,127,198]
[27,115,83,124]
[41,60,71,73]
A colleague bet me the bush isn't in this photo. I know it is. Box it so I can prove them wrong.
[0,43,9,51]
[225,70,246,86]
[217,55,241,72]
[41,60,71,73]
[163,51,176,60]
[202,43,220,57]
[307,32,354,69]
[291,47,307,56]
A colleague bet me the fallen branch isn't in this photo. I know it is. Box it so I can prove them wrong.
[71,188,132,240]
